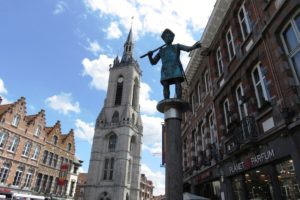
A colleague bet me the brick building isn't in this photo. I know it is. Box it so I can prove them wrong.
[0,97,81,199]
[140,174,154,200]
[182,0,300,199]
[74,173,87,200]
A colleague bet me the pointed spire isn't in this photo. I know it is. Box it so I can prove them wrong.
[121,23,134,63]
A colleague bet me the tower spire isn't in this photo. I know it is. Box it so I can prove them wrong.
[121,19,134,63]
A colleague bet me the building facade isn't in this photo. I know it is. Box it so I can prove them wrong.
[140,174,154,200]
[74,173,87,200]
[182,0,300,199]
[0,97,81,199]
[85,27,143,200]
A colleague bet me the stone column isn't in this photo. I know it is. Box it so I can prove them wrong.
[157,98,189,200]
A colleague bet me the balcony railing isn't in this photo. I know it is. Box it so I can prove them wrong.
[224,116,258,155]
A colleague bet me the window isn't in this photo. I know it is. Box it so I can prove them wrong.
[0,163,10,183]
[281,13,300,83]
[34,173,42,192]
[12,114,21,127]
[190,93,195,113]
[48,152,54,166]
[0,132,7,148]
[34,125,42,136]
[22,141,32,157]
[42,150,48,164]
[12,166,24,186]
[103,158,115,180]
[236,84,248,120]
[111,111,119,123]
[108,134,117,152]
[53,135,58,145]
[8,136,19,152]
[251,63,271,107]
[127,159,131,183]
[115,76,124,105]
[196,82,201,104]
[200,123,205,151]
[130,136,135,152]
[24,168,33,188]
[69,180,76,197]
[204,70,210,95]
[238,3,251,40]
[223,99,231,128]
[209,113,215,144]
[32,145,40,160]
[53,154,58,168]
[216,47,224,76]
[100,192,111,200]
[67,143,72,151]
[132,79,139,109]
[226,28,236,61]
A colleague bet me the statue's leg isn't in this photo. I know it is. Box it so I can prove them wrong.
[163,83,170,99]
[175,81,182,99]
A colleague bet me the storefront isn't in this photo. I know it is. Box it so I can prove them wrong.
[221,139,300,200]
[188,168,222,200]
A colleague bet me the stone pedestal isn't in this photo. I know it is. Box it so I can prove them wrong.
[157,98,189,200]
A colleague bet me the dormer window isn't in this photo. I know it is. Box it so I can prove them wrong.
[53,135,58,145]
[12,114,21,127]
[34,125,42,136]
[67,143,72,151]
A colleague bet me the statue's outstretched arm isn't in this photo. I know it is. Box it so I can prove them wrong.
[178,42,202,52]
[147,51,160,65]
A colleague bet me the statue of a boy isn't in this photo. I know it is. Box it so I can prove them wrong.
[147,28,201,99]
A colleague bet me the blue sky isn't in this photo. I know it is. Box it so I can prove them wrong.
[0,0,216,195]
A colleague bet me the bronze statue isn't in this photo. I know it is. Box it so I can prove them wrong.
[143,28,202,99]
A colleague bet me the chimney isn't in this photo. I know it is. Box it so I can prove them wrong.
[0,96,2,105]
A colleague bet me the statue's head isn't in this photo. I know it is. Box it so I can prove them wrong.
[161,29,175,44]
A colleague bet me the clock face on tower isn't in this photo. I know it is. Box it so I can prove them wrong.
[118,76,124,83]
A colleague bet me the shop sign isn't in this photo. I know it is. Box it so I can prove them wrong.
[195,171,212,183]
[228,149,275,175]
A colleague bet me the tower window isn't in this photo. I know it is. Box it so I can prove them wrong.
[115,76,124,105]
[103,158,115,181]
[132,79,139,109]
[108,134,117,152]
[112,111,119,123]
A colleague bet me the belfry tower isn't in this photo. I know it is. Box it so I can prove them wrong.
[85,28,143,200]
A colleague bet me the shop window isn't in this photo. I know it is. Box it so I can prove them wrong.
[226,27,236,61]
[276,159,300,199]
[244,168,273,199]
[281,12,300,83]
[238,3,252,40]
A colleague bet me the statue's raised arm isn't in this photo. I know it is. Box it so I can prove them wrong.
[144,28,202,99]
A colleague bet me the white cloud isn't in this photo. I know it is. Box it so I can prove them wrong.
[105,21,122,39]
[140,82,158,115]
[82,54,113,91]
[141,163,165,196]
[45,92,80,114]
[75,119,94,144]
[84,0,216,43]
[0,78,7,94]
[86,39,102,55]
[141,114,163,153]
[53,1,68,15]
